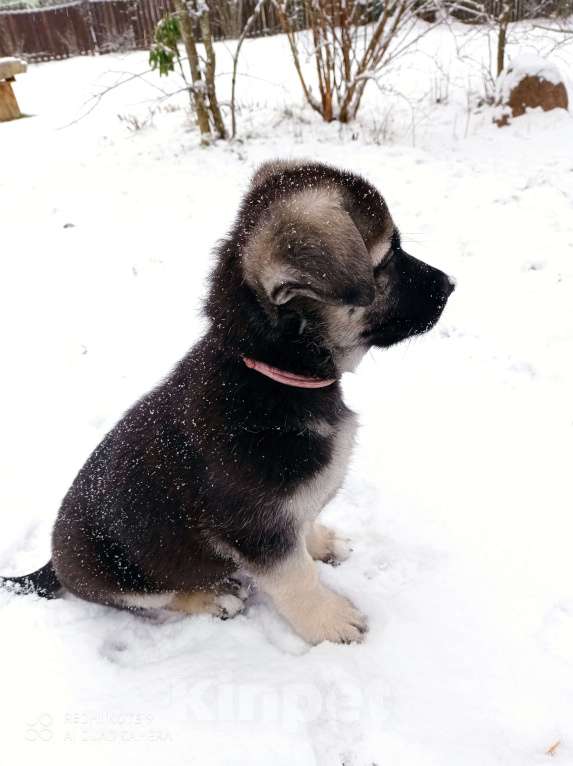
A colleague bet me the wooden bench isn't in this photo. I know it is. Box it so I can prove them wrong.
[0,57,27,122]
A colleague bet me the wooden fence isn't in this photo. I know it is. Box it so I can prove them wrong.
[0,0,285,62]
[1,0,568,63]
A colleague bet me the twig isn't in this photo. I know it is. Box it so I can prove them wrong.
[546,740,561,757]
[57,68,167,129]
[231,0,266,138]
[534,25,573,35]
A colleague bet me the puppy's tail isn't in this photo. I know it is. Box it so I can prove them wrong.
[0,560,62,599]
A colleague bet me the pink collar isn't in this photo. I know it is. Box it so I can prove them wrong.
[243,356,337,389]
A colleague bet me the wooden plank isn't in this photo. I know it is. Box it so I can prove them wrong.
[0,57,27,79]
[0,79,21,122]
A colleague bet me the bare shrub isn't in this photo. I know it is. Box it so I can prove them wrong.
[271,0,443,122]
[445,0,571,76]
[117,109,156,131]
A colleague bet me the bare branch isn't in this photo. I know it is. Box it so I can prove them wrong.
[231,0,267,137]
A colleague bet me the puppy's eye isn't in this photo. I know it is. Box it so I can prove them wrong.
[373,248,396,277]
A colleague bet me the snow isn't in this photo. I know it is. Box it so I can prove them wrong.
[496,52,565,103]
[1,18,573,766]
[0,56,27,78]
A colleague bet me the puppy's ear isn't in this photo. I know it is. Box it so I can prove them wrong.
[244,188,376,308]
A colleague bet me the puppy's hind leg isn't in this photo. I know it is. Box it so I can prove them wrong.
[256,541,367,645]
[168,581,248,621]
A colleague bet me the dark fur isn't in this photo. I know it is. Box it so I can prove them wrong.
[1,161,453,606]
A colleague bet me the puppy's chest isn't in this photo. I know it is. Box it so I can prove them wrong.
[283,415,357,523]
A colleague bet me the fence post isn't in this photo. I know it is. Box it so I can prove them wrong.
[82,0,99,54]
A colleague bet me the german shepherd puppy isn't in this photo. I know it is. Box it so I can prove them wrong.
[1,161,454,644]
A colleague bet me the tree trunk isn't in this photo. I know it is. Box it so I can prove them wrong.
[173,0,211,143]
[496,2,512,77]
[497,22,507,76]
[197,2,227,139]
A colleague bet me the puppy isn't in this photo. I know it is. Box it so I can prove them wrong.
[1,161,454,644]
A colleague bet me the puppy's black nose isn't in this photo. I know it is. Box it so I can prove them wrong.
[443,274,456,297]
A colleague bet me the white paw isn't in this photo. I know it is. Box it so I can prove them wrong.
[325,533,352,566]
[290,589,368,645]
[307,523,352,566]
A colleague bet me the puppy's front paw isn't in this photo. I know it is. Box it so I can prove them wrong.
[292,588,368,645]
[306,523,351,566]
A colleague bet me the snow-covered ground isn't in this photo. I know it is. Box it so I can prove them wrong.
[1,18,573,766]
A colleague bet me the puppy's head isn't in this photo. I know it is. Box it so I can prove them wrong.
[211,161,454,376]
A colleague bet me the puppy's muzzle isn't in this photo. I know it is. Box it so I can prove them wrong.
[366,252,455,348]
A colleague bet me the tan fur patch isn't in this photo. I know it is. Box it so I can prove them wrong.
[283,413,357,524]
[370,235,393,269]
[169,590,245,618]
